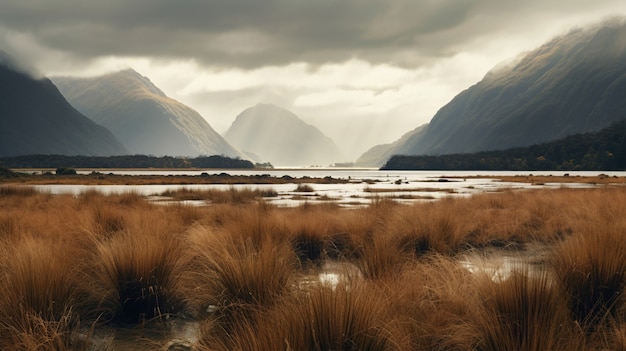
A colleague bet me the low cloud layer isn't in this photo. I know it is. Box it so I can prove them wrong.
[2,0,623,69]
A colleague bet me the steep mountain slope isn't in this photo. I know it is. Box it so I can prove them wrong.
[355,124,428,167]
[0,63,126,157]
[224,103,343,167]
[53,70,244,158]
[359,19,626,166]
[382,118,626,171]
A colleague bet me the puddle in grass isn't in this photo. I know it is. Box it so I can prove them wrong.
[89,262,361,350]
[457,243,551,280]
[89,319,199,350]
[86,251,551,349]
[299,261,363,289]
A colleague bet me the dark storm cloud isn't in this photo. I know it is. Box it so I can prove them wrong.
[0,0,623,69]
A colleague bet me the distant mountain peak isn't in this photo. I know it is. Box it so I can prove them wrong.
[105,69,167,98]
[236,103,302,123]
[224,104,343,167]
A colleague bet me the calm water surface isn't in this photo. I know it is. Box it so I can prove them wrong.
[27,169,620,207]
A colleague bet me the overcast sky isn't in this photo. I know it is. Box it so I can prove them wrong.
[1,1,625,159]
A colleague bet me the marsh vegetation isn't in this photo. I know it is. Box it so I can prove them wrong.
[1,183,626,350]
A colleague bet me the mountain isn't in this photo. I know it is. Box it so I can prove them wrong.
[358,19,626,167]
[0,63,126,157]
[355,124,428,167]
[223,103,343,167]
[382,118,626,171]
[53,70,244,158]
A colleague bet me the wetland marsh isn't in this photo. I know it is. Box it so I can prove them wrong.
[1,170,626,350]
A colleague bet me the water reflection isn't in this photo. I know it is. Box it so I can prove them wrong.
[457,243,551,281]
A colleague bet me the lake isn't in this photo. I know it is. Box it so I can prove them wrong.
[26,169,620,207]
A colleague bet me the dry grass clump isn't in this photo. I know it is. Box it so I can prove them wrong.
[0,309,96,351]
[213,204,289,248]
[0,184,38,197]
[180,226,298,326]
[272,282,402,351]
[552,221,626,329]
[0,237,88,350]
[473,270,581,351]
[282,205,350,264]
[353,232,414,280]
[83,229,186,324]
[0,238,79,321]
[387,198,466,256]
[384,256,481,350]
[201,281,403,351]
[294,183,316,192]
[161,186,278,204]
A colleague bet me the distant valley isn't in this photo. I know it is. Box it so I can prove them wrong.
[2,20,626,170]
[223,103,344,167]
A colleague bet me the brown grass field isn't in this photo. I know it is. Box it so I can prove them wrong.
[1,179,626,350]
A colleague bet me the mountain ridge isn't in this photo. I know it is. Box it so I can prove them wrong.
[53,70,245,158]
[382,117,626,171]
[357,19,626,167]
[0,63,127,157]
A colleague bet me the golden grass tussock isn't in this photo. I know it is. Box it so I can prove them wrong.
[473,270,582,351]
[83,229,186,323]
[386,198,467,256]
[180,225,298,323]
[0,184,39,198]
[2,185,626,349]
[282,205,353,263]
[353,231,414,280]
[160,186,278,204]
[0,237,75,318]
[200,281,403,351]
[0,309,94,351]
[552,220,626,329]
[383,255,482,350]
[0,237,88,350]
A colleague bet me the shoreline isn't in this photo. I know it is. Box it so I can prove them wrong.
[2,168,625,186]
